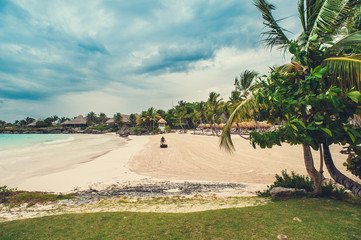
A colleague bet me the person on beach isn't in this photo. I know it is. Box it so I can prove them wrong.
[161,136,165,144]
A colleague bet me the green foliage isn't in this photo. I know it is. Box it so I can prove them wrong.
[164,125,171,133]
[320,181,346,199]
[0,185,17,203]
[131,126,144,133]
[0,186,73,206]
[128,113,137,127]
[250,67,361,151]
[256,170,313,197]
[88,124,110,131]
[343,145,361,178]
[257,170,346,198]
[152,128,161,134]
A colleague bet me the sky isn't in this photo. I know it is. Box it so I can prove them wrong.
[0,0,300,122]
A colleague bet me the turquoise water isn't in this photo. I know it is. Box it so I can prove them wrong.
[0,134,73,150]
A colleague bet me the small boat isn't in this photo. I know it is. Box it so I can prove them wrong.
[160,143,168,148]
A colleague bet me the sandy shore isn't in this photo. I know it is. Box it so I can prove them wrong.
[1,132,359,194]
[130,133,358,184]
[0,134,149,193]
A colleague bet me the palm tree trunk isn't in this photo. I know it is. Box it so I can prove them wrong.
[323,144,361,198]
[303,145,323,194]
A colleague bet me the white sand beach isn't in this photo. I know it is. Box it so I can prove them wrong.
[0,133,359,194]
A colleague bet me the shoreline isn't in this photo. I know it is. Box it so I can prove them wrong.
[1,132,359,195]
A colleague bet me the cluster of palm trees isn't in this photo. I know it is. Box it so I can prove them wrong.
[133,83,258,135]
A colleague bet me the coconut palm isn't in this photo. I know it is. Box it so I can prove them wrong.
[234,70,259,99]
[221,0,361,195]
[207,92,223,136]
[113,113,123,128]
[128,113,137,127]
[196,101,208,125]
[86,112,97,125]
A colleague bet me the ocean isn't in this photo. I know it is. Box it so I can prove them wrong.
[0,134,75,150]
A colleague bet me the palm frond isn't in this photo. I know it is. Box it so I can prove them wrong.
[322,54,361,91]
[220,95,257,152]
[235,70,259,91]
[276,62,304,73]
[326,31,361,56]
[299,0,307,33]
[307,0,359,47]
[254,0,290,50]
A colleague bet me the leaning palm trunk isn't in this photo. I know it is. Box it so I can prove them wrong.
[323,144,361,198]
[303,145,324,194]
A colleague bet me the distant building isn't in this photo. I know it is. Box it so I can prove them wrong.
[158,118,167,131]
[60,115,87,128]
[105,118,115,126]
[106,114,131,126]
[27,119,43,127]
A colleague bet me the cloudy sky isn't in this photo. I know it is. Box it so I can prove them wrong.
[0,0,300,122]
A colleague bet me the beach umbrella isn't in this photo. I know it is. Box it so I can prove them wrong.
[238,122,246,129]
[205,124,210,128]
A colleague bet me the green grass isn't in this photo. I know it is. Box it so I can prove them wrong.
[1,197,361,239]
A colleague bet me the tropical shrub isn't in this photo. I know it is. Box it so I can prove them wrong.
[0,185,17,203]
[164,125,171,133]
[256,170,346,198]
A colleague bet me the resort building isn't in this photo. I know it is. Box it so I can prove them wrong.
[158,118,167,131]
[105,118,115,126]
[27,119,43,127]
[105,114,131,126]
[60,115,87,128]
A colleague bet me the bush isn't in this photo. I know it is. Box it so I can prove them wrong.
[256,170,313,197]
[257,170,347,198]
[152,128,161,134]
[0,185,74,206]
[0,185,17,203]
[88,124,110,131]
[164,125,172,133]
[320,181,346,198]
[132,126,144,133]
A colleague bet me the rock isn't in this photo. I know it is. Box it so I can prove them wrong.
[270,187,306,200]
[277,234,288,239]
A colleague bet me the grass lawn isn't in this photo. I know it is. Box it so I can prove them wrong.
[1,197,361,239]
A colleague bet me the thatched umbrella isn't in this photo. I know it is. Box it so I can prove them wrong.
[218,123,225,129]
[205,124,211,128]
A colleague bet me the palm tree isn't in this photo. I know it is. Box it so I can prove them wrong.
[234,70,259,99]
[86,112,97,125]
[174,101,187,130]
[196,101,208,131]
[129,113,137,127]
[113,113,123,128]
[146,107,158,130]
[207,92,223,136]
[98,113,107,124]
[221,0,361,195]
